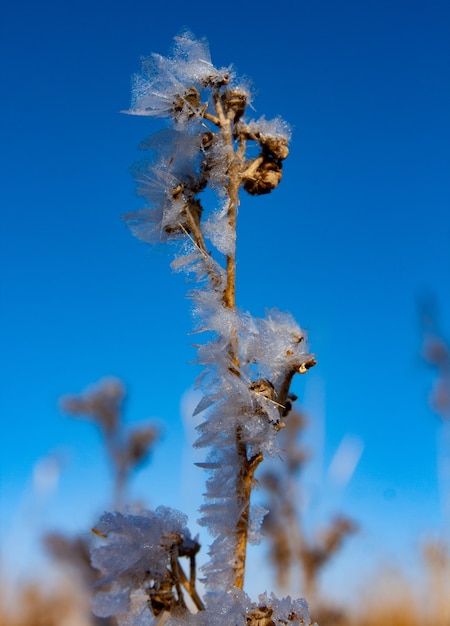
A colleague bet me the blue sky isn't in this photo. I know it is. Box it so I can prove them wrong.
[1,0,450,603]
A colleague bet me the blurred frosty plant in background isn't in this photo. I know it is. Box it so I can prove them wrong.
[61,378,159,509]
[262,410,357,606]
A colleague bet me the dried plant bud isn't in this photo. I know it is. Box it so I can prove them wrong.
[250,378,276,401]
[178,536,201,558]
[247,605,275,626]
[262,136,289,160]
[202,71,231,87]
[298,357,317,374]
[202,131,215,149]
[161,531,184,549]
[243,160,283,196]
[221,88,248,121]
[148,578,177,615]
[171,86,201,119]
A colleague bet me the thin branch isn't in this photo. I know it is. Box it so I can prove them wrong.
[174,558,205,612]
[234,448,264,589]
[203,110,220,126]
[178,223,222,290]
[170,551,187,610]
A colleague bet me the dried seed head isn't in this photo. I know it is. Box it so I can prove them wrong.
[246,605,274,626]
[282,399,293,417]
[178,536,201,557]
[243,161,283,195]
[249,378,276,401]
[298,357,317,374]
[262,136,289,160]
[201,131,215,149]
[221,88,248,121]
[202,71,231,87]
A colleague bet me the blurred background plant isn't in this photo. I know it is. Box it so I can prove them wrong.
[261,410,357,606]
[421,297,450,422]
[59,377,159,510]
[18,378,160,626]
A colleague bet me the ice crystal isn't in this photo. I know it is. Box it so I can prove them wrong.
[246,115,292,141]
[202,202,236,257]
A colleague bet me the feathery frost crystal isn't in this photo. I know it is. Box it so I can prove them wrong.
[91,31,316,624]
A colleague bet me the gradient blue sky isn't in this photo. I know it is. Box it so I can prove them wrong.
[1,0,450,603]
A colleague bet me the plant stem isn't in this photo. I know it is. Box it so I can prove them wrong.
[175,560,205,612]
[234,449,263,588]
[216,101,261,590]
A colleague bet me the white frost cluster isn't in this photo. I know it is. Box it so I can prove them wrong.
[246,115,292,142]
[123,130,204,245]
[193,305,312,433]
[91,507,192,622]
[202,200,236,257]
[89,508,312,626]
[239,309,308,384]
[126,31,231,120]
[191,294,314,587]
[167,590,310,626]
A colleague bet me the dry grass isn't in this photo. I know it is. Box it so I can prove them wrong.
[0,575,94,626]
[2,549,449,626]
[312,549,450,626]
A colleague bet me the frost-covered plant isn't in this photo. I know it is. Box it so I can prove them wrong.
[90,31,316,625]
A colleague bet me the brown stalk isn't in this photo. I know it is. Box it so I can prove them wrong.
[211,90,262,590]
[234,449,263,589]
[169,551,187,611]
[174,558,205,612]
[183,203,208,255]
